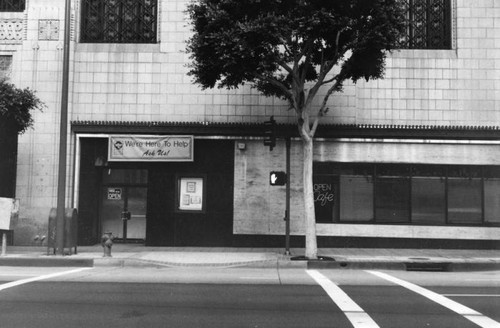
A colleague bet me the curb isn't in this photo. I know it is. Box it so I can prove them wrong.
[1,256,499,271]
[306,259,500,272]
[0,257,93,267]
[93,257,283,269]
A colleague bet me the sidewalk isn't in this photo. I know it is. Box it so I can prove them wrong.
[1,244,499,271]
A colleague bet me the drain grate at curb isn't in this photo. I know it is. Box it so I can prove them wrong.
[405,261,451,272]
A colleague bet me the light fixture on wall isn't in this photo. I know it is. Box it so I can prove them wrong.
[237,142,246,150]
[94,156,107,167]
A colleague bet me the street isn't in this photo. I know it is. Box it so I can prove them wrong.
[0,266,498,328]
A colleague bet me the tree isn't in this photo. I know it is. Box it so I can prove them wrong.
[0,79,44,134]
[0,79,44,197]
[186,0,406,259]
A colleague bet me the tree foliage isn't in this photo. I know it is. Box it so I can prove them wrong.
[0,79,44,134]
[186,0,406,258]
[187,0,406,125]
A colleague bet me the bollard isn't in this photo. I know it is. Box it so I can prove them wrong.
[101,232,114,257]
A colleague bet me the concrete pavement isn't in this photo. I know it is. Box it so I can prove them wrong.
[0,244,499,271]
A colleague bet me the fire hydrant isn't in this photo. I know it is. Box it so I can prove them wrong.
[101,232,114,257]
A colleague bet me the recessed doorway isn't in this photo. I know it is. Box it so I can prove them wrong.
[100,169,148,243]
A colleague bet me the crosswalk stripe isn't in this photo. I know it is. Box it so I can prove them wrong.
[0,268,93,291]
[443,294,500,297]
[367,270,500,328]
[306,270,380,328]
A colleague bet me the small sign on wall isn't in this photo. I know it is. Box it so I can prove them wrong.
[107,188,122,200]
[0,197,19,230]
[177,176,205,212]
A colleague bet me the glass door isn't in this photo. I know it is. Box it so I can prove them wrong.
[101,186,147,241]
[125,187,147,239]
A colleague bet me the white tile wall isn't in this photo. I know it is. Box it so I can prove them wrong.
[1,0,499,243]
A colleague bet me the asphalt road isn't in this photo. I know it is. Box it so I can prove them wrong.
[0,267,498,328]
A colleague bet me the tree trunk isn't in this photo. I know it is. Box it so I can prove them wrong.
[303,136,318,259]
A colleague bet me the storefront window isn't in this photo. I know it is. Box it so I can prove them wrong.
[375,177,410,223]
[313,162,500,227]
[484,179,500,224]
[375,165,410,223]
[411,177,446,224]
[448,178,482,224]
[339,176,373,222]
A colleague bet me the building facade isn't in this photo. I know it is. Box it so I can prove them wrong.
[1,0,499,248]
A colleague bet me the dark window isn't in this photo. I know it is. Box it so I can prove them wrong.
[375,177,410,223]
[80,0,157,43]
[0,0,25,12]
[0,56,12,80]
[447,178,482,224]
[375,165,410,223]
[400,0,451,49]
[483,167,500,224]
[411,165,446,224]
[484,179,500,224]
[313,162,500,227]
[446,166,482,224]
[411,177,446,224]
[340,175,373,222]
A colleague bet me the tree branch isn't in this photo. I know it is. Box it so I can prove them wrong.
[309,77,343,137]
[253,72,298,109]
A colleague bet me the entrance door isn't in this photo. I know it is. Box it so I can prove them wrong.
[101,186,147,241]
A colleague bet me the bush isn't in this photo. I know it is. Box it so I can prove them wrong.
[0,79,44,134]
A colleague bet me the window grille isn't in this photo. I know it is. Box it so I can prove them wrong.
[0,0,25,12]
[400,0,451,49]
[81,0,157,43]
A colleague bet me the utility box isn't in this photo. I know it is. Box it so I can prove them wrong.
[48,208,78,254]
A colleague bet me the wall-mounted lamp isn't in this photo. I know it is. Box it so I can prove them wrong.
[237,142,246,150]
[94,156,107,167]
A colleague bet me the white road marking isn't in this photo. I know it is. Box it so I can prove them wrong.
[0,268,93,291]
[443,294,500,297]
[0,273,37,277]
[367,270,500,328]
[239,276,275,280]
[306,270,380,328]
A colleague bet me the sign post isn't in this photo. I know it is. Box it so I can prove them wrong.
[268,137,292,255]
[285,137,291,255]
[1,233,6,256]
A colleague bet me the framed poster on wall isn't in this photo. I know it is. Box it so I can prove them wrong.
[176,175,206,213]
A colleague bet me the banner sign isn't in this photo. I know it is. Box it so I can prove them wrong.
[108,135,194,162]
